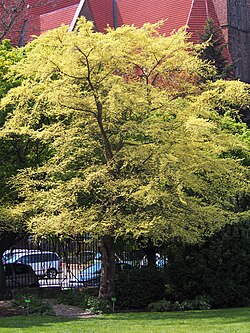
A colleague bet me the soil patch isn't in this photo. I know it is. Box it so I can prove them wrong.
[45,298,97,318]
[0,299,97,318]
[0,300,22,317]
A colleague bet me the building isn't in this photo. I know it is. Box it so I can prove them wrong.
[213,0,250,83]
[0,0,249,82]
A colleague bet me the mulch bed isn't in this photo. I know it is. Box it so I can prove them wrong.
[45,299,97,318]
[0,299,97,318]
[0,300,23,317]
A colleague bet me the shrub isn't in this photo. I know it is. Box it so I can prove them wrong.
[58,289,111,314]
[85,296,111,314]
[115,268,166,309]
[13,294,55,316]
[166,221,250,308]
[57,289,88,307]
[148,296,211,312]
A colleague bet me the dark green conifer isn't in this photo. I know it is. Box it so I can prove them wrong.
[198,18,233,79]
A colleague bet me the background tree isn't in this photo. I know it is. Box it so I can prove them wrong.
[0,0,60,44]
[0,40,24,298]
[0,0,28,43]
[1,19,250,299]
[198,18,234,79]
[0,40,50,298]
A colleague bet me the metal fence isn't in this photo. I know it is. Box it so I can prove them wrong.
[2,235,168,289]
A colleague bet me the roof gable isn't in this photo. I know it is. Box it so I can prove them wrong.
[187,0,221,42]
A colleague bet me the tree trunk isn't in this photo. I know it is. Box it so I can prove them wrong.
[95,100,115,299]
[144,241,157,268]
[0,231,26,300]
[0,253,6,300]
[99,235,115,299]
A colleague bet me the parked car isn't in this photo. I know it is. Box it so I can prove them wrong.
[67,250,96,265]
[4,263,39,288]
[2,249,48,264]
[139,253,168,268]
[5,250,62,278]
[65,261,132,288]
[94,252,134,266]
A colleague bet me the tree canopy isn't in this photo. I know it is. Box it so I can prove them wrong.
[0,39,26,232]
[0,39,28,298]
[1,19,250,297]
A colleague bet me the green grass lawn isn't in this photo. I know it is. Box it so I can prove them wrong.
[1,308,250,333]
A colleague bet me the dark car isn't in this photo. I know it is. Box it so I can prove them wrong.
[4,263,39,288]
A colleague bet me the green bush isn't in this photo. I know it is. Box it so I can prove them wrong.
[148,300,172,312]
[57,289,88,307]
[166,221,250,308]
[148,296,211,312]
[85,296,111,314]
[115,268,166,309]
[13,294,55,316]
[58,289,111,314]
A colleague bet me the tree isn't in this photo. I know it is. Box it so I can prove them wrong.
[0,40,49,298]
[0,0,28,43]
[1,19,250,298]
[0,39,23,100]
[0,40,25,298]
[198,18,233,79]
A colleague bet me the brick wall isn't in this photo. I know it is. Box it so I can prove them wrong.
[213,0,250,83]
[212,0,228,26]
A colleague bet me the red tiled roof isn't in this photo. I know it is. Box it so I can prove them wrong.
[187,0,231,60]
[40,4,79,34]
[0,0,80,45]
[187,0,221,42]
[114,0,193,35]
[88,0,113,32]
[187,0,209,42]
[28,0,79,16]
[0,0,229,62]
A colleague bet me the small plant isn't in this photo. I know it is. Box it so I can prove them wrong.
[148,299,172,312]
[57,289,88,307]
[85,296,111,314]
[13,294,55,316]
[148,296,211,312]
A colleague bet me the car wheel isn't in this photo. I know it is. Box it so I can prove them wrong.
[47,268,57,279]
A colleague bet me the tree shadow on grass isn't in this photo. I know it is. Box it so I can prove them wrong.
[0,315,82,329]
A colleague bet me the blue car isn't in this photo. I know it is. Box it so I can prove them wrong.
[68,260,132,288]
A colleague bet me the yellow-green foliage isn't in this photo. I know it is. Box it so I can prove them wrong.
[1,19,250,243]
[0,40,24,99]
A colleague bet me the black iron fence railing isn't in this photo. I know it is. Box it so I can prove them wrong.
[2,235,168,289]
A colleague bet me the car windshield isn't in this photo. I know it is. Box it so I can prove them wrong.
[3,252,15,261]
[5,254,22,263]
